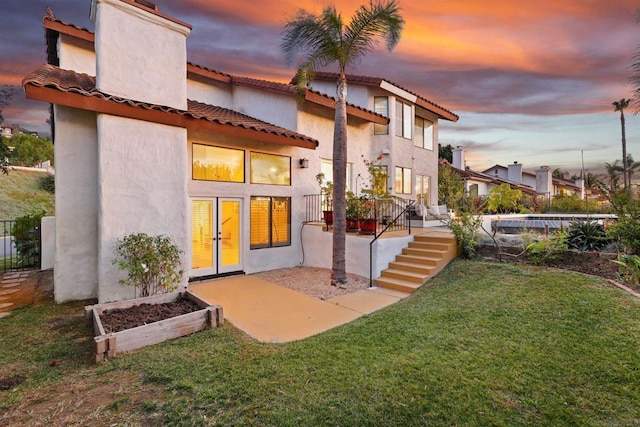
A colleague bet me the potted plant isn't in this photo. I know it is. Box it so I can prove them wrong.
[346,192,364,232]
[316,172,334,227]
[359,198,377,235]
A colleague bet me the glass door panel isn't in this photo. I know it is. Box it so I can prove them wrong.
[191,200,216,275]
[219,199,241,273]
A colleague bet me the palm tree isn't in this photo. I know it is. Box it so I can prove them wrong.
[613,98,631,189]
[282,1,404,285]
[604,160,623,192]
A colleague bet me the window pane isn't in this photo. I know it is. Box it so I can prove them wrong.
[414,117,424,148]
[394,167,403,193]
[423,119,434,150]
[250,152,291,185]
[403,168,412,194]
[193,144,244,182]
[250,197,270,248]
[415,175,430,205]
[403,103,412,139]
[374,96,388,134]
[321,159,352,192]
[271,197,291,246]
[395,100,403,137]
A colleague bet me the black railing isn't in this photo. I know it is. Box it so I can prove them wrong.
[1,219,41,273]
[303,194,412,235]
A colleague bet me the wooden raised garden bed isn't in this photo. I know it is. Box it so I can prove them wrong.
[84,291,223,362]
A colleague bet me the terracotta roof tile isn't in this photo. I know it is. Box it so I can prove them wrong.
[22,64,317,146]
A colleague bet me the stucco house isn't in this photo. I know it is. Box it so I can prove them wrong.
[23,0,458,303]
[450,146,584,200]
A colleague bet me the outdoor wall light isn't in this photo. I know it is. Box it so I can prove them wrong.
[299,158,309,168]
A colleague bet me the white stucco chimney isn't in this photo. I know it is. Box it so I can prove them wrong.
[452,146,465,169]
[91,0,192,110]
[575,178,585,200]
[508,161,522,183]
[536,166,553,197]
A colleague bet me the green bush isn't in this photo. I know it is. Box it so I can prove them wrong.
[38,174,55,193]
[12,211,44,267]
[445,213,481,259]
[611,254,640,285]
[487,183,522,214]
[544,194,602,213]
[606,193,640,254]
[565,221,611,252]
[112,233,184,297]
[525,232,568,265]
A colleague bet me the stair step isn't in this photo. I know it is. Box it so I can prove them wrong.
[381,268,428,284]
[395,254,441,266]
[375,276,422,294]
[389,261,435,275]
[408,241,452,251]
[414,234,455,244]
[402,247,447,258]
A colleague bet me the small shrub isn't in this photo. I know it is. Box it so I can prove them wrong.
[112,233,184,297]
[525,232,568,265]
[12,211,44,267]
[445,213,481,259]
[565,221,611,252]
[607,216,640,255]
[611,254,640,285]
[38,174,55,193]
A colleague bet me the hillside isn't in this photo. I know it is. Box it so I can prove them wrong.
[0,169,55,220]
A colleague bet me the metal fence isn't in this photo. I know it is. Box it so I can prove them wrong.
[1,219,41,273]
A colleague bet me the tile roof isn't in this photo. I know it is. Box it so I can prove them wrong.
[22,64,318,147]
[307,71,459,122]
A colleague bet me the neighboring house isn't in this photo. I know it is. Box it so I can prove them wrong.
[0,124,38,138]
[22,0,458,303]
[451,146,584,199]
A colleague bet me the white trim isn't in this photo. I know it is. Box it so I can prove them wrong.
[380,80,417,103]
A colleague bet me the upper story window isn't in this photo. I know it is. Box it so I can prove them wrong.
[395,99,412,139]
[321,158,353,192]
[193,144,244,182]
[374,96,389,135]
[250,152,291,185]
[414,117,434,150]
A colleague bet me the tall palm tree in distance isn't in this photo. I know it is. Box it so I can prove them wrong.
[613,98,631,190]
[282,1,404,285]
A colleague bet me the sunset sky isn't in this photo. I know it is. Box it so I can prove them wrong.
[1,0,639,176]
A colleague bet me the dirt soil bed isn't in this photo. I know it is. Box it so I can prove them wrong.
[100,296,201,333]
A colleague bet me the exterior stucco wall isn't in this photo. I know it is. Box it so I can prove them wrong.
[58,35,96,75]
[187,130,316,275]
[232,86,298,131]
[97,115,189,303]
[53,106,99,303]
[93,0,190,109]
[187,79,232,108]
[301,224,413,279]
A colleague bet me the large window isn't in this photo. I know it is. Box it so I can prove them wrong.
[374,96,389,135]
[250,152,291,185]
[395,99,412,139]
[395,166,412,194]
[193,144,244,182]
[414,117,434,150]
[320,159,353,192]
[415,174,430,205]
[250,196,291,249]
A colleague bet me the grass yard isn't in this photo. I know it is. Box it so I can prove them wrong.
[0,169,54,220]
[1,261,639,425]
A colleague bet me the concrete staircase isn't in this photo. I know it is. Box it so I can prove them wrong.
[374,230,458,294]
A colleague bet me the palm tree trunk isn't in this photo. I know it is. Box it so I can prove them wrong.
[331,73,348,285]
[621,110,628,189]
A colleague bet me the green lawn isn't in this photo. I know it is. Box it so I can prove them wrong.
[1,261,639,425]
[0,169,54,220]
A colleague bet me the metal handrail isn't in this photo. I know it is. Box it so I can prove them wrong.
[369,199,414,287]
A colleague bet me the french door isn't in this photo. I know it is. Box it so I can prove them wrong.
[191,198,242,276]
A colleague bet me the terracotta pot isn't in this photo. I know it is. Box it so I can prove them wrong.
[346,219,360,232]
[323,210,333,226]
[359,218,377,235]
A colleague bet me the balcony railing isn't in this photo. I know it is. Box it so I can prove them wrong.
[303,194,412,235]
